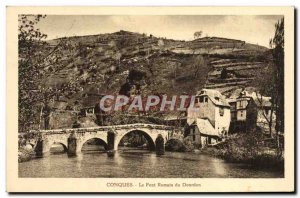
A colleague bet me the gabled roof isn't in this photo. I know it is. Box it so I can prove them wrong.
[196,89,230,107]
[82,94,101,108]
[228,87,273,108]
[239,90,272,108]
[196,118,217,136]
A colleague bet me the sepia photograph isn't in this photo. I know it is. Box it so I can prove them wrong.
[6,6,294,192]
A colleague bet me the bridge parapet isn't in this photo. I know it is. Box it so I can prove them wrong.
[32,123,174,134]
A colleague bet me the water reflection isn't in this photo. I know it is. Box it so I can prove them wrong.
[75,153,83,171]
[19,146,283,178]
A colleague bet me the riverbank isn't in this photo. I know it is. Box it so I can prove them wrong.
[166,133,284,172]
[201,147,284,171]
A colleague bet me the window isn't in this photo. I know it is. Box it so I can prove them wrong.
[204,97,208,103]
[264,109,269,115]
[238,101,243,108]
[219,107,224,116]
[240,110,243,117]
[199,96,204,103]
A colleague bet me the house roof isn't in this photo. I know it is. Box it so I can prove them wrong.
[196,118,217,136]
[228,87,257,99]
[82,94,102,108]
[239,90,272,107]
[228,87,273,108]
[196,89,230,107]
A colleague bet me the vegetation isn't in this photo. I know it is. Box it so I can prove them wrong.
[203,133,284,171]
[18,15,76,132]
[119,131,147,147]
[251,18,284,155]
[18,147,35,163]
[194,31,203,39]
[165,139,186,152]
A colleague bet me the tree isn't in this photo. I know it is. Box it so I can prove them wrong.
[18,15,76,132]
[251,18,284,153]
[18,15,48,132]
[220,68,228,79]
[270,18,284,136]
[194,31,203,39]
[270,18,284,155]
[251,51,277,138]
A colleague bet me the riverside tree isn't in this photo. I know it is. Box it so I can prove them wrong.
[270,18,284,136]
[251,18,284,150]
[18,15,48,132]
[18,15,76,132]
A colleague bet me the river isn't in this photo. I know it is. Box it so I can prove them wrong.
[19,145,283,178]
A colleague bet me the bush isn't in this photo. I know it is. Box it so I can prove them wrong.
[18,147,35,163]
[165,139,185,152]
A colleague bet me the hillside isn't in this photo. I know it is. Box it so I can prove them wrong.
[37,30,271,110]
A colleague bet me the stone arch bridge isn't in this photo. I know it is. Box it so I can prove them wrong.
[22,123,178,157]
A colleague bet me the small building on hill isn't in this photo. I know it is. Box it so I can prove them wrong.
[186,89,231,147]
[80,93,105,116]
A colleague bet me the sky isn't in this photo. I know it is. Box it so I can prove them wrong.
[35,15,283,47]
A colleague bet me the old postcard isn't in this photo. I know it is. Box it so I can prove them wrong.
[6,6,294,192]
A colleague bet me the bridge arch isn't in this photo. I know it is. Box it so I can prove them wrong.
[37,139,68,155]
[115,129,156,151]
[49,142,68,153]
[77,133,108,152]
[80,137,108,151]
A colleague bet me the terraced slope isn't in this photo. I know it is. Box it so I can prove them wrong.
[205,57,270,97]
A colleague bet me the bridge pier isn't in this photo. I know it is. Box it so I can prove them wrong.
[107,130,116,157]
[34,139,50,157]
[67,132,80,157]
[155,134,165,155]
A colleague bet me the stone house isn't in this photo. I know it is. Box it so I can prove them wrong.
[228,89,275,134]
[186,89,231,147]
[228,90,258,133]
